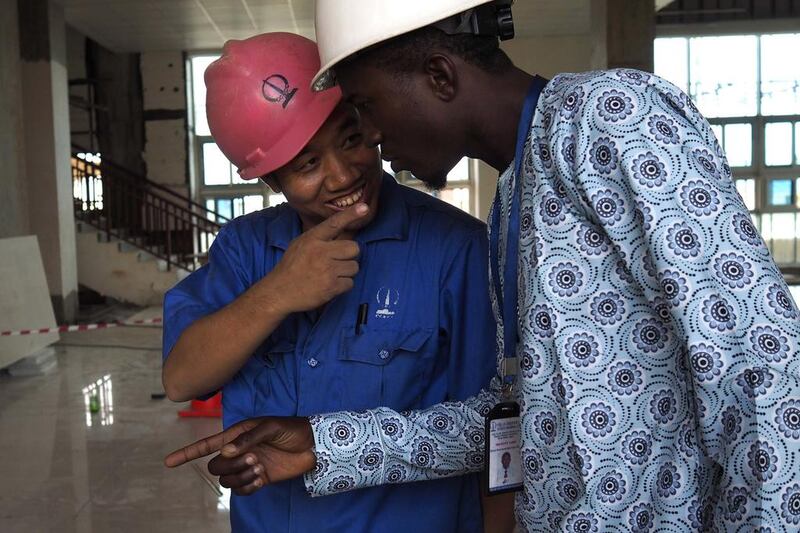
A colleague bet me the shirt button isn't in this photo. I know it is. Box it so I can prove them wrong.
[378,349,390,360]
[307,357,319,368]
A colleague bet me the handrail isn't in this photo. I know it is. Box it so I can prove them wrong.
[71,150,225,272]
[71,143,229,224]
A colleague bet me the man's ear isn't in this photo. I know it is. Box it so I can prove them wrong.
[422,53,457,102]
[261,174,282,193]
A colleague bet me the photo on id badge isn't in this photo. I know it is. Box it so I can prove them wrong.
[485,403,523,494]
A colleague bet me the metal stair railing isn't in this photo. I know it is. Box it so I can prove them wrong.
[71,145,229,272]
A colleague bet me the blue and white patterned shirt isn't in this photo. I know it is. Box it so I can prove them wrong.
[304,70,800,532]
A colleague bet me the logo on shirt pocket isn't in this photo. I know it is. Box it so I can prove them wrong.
[376,286,400,318]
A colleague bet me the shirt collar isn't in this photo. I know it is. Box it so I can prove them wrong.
[356,173,408,244]
[267,173,408,250]
[268,204,303,251]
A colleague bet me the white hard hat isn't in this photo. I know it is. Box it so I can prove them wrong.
[312,0,514,91]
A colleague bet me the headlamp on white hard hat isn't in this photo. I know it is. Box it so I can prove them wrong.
[433,0,515,41]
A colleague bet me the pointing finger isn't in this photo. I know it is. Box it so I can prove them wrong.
[309,203,369,241]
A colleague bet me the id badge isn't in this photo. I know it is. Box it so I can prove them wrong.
[484,401,523,495]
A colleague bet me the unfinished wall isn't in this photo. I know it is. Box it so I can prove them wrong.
[66,25,94,151]
[87,40,146,176]
[141,51,189,198]
[501,34,601,79]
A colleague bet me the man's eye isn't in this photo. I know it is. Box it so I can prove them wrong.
[344,133,363,147]
[299,158,317,171]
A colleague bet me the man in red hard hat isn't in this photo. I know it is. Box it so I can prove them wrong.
[162,33,498,532]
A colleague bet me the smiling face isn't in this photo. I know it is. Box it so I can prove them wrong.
[267,102,383,233]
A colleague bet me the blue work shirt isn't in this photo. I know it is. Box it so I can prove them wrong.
[163,175,497,533]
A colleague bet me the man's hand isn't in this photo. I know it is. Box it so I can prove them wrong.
[164,416,316,495]
[266,203,368,314]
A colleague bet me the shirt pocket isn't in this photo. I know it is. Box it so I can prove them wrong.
[251,338,296,415]
[337,327,436,411]
[260,338,295,369]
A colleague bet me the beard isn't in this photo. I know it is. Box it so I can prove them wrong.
[407,166,449,191]
[419,172,448,191]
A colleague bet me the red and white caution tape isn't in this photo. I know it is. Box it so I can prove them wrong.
[0,317,162,337]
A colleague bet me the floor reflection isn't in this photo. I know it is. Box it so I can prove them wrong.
[82,374,114,427]
[0,313,230,533]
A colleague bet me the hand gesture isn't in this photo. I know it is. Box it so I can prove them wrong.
[268,203,368,314]
[164,416,316,495]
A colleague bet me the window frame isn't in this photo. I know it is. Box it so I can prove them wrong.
[655,28,800,265]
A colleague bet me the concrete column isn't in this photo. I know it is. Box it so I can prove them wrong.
[0,0,30,239]
[605,0,656,72]
[141,51,189,197]
[18,0,78,323]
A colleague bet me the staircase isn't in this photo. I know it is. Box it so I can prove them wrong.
[74,221,188,306]
[71,147,227,305]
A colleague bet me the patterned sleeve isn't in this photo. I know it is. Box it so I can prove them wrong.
[557,71,800,522]
[303,385,501,497]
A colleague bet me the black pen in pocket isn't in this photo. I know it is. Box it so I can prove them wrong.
[355,303,368,335]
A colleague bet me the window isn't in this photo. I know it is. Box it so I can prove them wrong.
[390,157,475,214]
[655,32,800,265]
[688,35,758,118]
[735,178,756,210]
[73,152,104,211]
[720,123,753,167]
[205,196,265,222]
[760,34,800,116]
[189,56,217,137]
[653,38,688,92]
[768,179,793,206]
[187,54,276,232]
[765,122,794,166]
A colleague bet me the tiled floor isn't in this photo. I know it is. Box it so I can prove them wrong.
[0,308,230,532]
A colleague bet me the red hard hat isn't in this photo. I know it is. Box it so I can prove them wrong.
[205,33,342,180]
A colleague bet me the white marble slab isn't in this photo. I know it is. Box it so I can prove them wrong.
[0,236,59,370]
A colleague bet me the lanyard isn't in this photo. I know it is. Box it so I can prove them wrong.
[489,76,547,388]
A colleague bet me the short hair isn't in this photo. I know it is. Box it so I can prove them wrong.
[344,25,513,76]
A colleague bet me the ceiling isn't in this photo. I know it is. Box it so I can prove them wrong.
[57,0,620,53]
[59,0,314,52]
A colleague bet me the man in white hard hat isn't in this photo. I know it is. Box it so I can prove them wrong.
[165,2,800,531]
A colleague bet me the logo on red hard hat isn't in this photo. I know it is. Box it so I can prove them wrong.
[262,74,298,109]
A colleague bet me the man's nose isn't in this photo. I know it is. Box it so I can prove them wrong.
[360,114,383,147]
[325,154,359,189]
